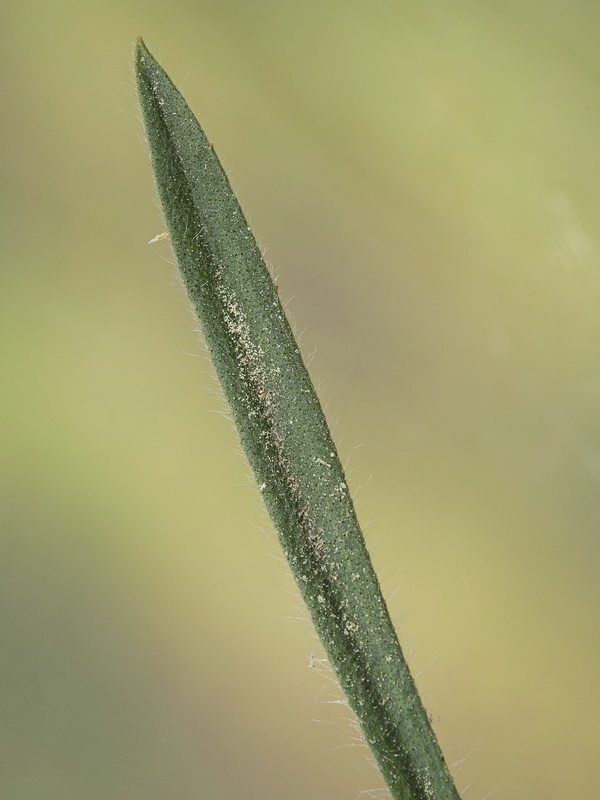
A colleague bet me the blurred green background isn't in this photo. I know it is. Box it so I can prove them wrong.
[2,1,600,798]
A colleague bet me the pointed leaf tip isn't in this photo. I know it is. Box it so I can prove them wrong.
[135,36,148,61]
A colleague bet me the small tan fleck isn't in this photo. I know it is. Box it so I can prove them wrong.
[148,232,169,244]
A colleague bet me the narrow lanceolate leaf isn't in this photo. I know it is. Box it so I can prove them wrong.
[135,37,461,800]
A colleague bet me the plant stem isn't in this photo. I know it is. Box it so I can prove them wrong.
[135,37,461,800]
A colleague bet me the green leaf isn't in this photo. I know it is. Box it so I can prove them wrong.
[135,37,461,800]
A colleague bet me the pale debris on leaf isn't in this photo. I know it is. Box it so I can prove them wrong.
[148,232,169,244]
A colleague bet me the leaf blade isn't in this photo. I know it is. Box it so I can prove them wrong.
[135,37,461,800]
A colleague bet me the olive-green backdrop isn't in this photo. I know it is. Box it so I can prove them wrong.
[2,2,599,798]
